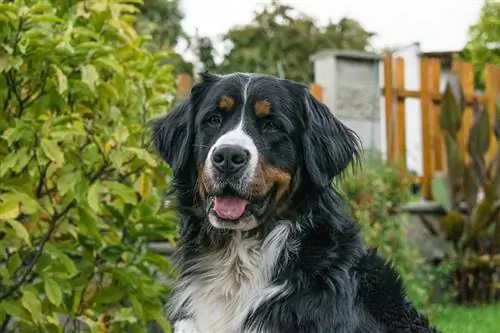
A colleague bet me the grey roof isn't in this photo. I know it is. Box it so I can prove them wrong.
[310,49,383,62]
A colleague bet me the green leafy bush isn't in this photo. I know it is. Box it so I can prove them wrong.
[0,1,177,331]
[340,154,432,308]
[429,81,500,304]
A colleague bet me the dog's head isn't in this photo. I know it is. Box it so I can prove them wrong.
[152,73,360,231]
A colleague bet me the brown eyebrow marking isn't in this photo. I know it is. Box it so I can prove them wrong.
[218,95,235,111]
[254,100,271,117]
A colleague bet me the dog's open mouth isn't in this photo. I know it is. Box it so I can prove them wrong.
[207,186,275,222]
[213,196,248,220]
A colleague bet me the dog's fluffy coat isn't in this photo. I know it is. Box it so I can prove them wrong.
[151,72,439,333]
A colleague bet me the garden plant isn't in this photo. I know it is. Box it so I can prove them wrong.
[0,0,178,331]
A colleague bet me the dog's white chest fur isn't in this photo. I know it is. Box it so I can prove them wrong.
[170,224,292,333]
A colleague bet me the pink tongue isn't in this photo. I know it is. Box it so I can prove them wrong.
[213,197,248,220]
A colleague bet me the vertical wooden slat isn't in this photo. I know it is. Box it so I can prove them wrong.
[429,58,444,172]
[484,65,498,166]
[457,62,475,165]
[395,58,406,172]
[497,66,500,94]
[420,58,432,199]
[309,83,323,102]
[176,73,193,100]
[384,54,395,163]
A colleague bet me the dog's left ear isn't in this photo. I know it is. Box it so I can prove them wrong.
[150,73,219,174]
[300,87,361,189]
[150,98,194,175]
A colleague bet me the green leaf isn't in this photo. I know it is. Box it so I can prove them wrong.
[6,220,31,246]
[431,172,453,212]
[81,64,99,91]
[1,192,40,215]
[112,307,138,324]
[102,181,138,205]
[151,309,172,333]
[44,243,78,278]
[21,289,42,323]
[40,138,65,165]
[57,172,77,196]
[53,65,68,94]
[91,285,126,306]
[77,206,102,239]
[143,252,173,272]
[135,171,152,199]
[94,56,124,76]
[87,181,102,212]
[12,147,32,173]
[0,198,20,220]
[101,244,127,262]
[440,80,464,136]
[124,147,158,167]
[59,253,78,278]
[1,300,31,323]
[6,252,21,277]
[128,294,144,320]
[44,278,63,307]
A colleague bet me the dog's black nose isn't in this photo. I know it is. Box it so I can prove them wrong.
[212,144,250,174]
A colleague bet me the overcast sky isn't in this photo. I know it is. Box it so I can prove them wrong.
[178,0,484,61]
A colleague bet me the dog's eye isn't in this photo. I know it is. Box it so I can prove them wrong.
[207,114,222,126]
[262,120,279,132]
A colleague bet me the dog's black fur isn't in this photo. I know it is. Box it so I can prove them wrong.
[151,72,439,333]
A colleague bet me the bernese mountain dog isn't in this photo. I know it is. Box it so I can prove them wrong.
[151,72,439,333]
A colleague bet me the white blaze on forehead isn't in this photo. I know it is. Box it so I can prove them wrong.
[207,76,258,179]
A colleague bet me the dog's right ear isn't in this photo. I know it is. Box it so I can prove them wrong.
[150,72,219,174]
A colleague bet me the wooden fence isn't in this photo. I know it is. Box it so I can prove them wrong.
[383,56,500,199]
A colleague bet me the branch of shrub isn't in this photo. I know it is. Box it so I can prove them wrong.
[1,18,24,114]
[0,165,111,301]
[4,72,23,111]
[117,166,143,182]
[2,74,13,113]
[62,262,98,332]
[21,64,50,110]
[0,315,11,333]
[35,161,50,198]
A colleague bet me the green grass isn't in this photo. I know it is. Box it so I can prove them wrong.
[428,303,500,333]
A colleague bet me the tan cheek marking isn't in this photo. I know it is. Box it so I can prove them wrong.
[252,159,292,202]
[218,95,235,112]
[254,100,271,117]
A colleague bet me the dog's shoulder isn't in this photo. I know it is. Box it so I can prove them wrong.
[354,249,440,333]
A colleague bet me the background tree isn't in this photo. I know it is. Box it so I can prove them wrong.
[136,0,194,75]
[136,0,185,49]
[462,0,500,88]
[198,36,218,73]
[216,0,374,83]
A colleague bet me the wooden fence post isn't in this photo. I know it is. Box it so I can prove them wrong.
[176,73,193,100]
[453,60,474,165]
[309,83,324,102]
[429,58,444,172]
[485,64,499,166]
[383,54,395,163]
[395,58,406,173]
[420,58,432,200]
